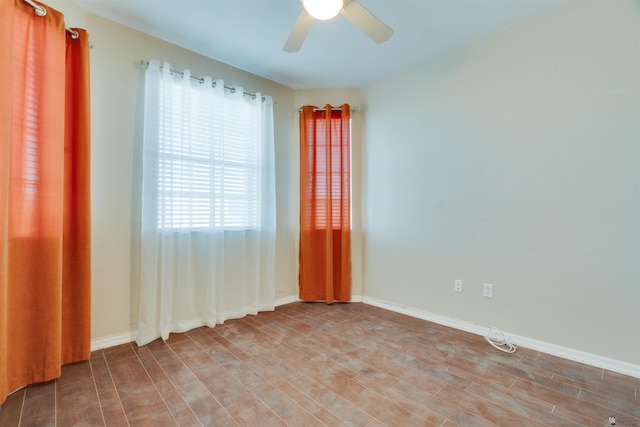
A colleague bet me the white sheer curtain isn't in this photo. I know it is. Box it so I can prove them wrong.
[136,60,276,346]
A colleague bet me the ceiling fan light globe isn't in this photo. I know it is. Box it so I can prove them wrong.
[303,0,343,20]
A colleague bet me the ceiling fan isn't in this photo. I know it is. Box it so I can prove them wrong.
[283,0,393,53]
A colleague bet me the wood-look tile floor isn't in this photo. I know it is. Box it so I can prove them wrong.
[1,302,638,426]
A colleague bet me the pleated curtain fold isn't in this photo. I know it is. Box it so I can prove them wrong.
[299,104,351,304]
[136,60,276,346]
[0,0,91,404]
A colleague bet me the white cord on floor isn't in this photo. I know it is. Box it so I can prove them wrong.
[484,326,518,353]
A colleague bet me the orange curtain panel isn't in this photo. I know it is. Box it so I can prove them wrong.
[0,0,91,404]
[299,104,351,304]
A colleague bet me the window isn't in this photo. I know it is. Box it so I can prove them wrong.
[301,109,351,230]
[141,60,271,232]
[157,93,260,230]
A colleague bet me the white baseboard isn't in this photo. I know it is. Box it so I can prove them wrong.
[91,331,136,351]
[362,296,640,379]
[275,295,298,306]
[275,294,364,305]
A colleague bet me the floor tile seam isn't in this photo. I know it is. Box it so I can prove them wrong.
[232,402,274,426]
[276,313,372,333]
[141,343,206,427]
[487,357,549,380]
[292,375,372,425]
[523,362,604,384]
[55,365,95,389]
[553,377,640,409]
[361,385,450,426]
[88,357,109,427]
[5,388,26,427]
[268,315,318,335]
[208,333,255,361]
[516,375,585,402]
[351,354,419,384]
[443,356,519,382]
[431,383,496,424]
[351,332,431,356]
[343,387,388,424]
[0,389,19,425]
[277,309,334,325]
[551,368,629,388]
[190,336,272,391]
[351,370,401,391]
[380,381,451,425]
[348,359,402,388]
[255,336,316,363]
[131,345,191,426]
[415,361,472,389]
[22,383,57,403]
[252,384,332,427]
[434,366,518,387]
[536,383,640,424]
[164,353,243,413]
[180,331,251,377]
[436,383,552,426]
[188,358,267,407]
[303,331,366,352]
[550,400,625,425]
[349,387,428,422]
[335,332,426,361]
[53,378,57,427]
[462,379,562,421]
[602,379,640,393]
[252,322,303,341]
[240,341,311,370]
[291,389,359,426]
[142,364,206,427]
[583,385,639,405]
[508,376,518,388]
[349,357,404,383]
[511,377,586,410]
[96,352,131,427]
[102,346,139,365]
[468,378,556,411]
[12,389,54,427]
[281,313,343,329]
[181,345,294,419]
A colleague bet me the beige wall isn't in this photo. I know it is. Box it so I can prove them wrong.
[362,0,640,364]
[49,0,297,340]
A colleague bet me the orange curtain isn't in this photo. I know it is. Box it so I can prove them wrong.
[299,104,351,304]
[0,0,91,404]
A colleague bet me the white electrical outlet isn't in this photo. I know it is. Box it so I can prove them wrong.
[483,283,494,298]
[454,279,463,293]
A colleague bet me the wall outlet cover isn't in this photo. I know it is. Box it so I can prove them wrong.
[483,283,494,298]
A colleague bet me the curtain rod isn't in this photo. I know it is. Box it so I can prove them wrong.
[140,60,267,102]
[296,107,360,113]
[22,0,80,39]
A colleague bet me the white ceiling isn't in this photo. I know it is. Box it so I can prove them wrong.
[74,0,569,89]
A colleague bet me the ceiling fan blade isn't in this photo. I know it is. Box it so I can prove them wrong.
[341,0,393,44]
[283,9,314,53]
